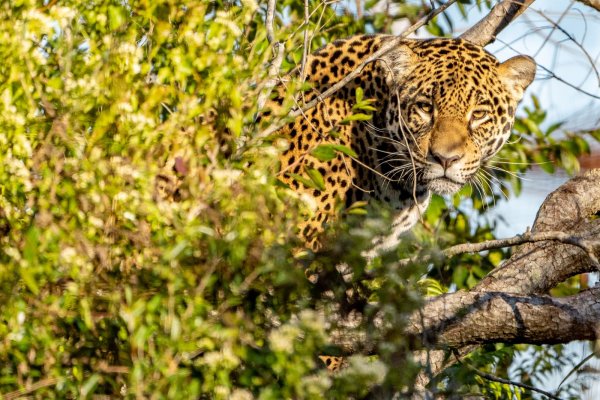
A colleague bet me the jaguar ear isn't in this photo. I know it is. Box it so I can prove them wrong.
[498,55,536,102]
[381,42,418,85]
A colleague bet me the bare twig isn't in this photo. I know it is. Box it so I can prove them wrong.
[394,230,600,269]
[96,361,131,374]
[534,61,600,100]
[256,0,285,112]
[460,0,537,46]
[265,0,277,44]
[533,9,600,87]
[531,2,572,58]
[299,0,311,91]
[2,378,60,400]
[453,351,563,400]
[495,37,600,100]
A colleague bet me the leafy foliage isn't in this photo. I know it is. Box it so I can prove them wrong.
[0,0,598,398]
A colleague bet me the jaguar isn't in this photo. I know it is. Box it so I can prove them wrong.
[276,34,535,257]
[271,35,535,371]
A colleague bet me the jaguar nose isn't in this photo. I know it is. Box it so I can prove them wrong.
[431,151,462,170]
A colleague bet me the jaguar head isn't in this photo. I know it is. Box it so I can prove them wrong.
[380,38,536,195]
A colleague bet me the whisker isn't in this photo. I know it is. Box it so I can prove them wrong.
[486,165,532,182]
[477,171,499,206]
[479,169,510,201]
[364,121,392,133]
[471,175,490,210]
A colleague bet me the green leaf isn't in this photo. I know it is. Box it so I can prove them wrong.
[545,121,563,136]
[425,195,445,224]
[347,208,368,215]
[108,6,126,30]
[288,173,318,190]
[341,113,373,124]
[306,168,326,191]
[19,269,39,295]
[311,145,336,161]
[452,265,468,286]
[331,144,357,158]
[81,374,101,397]
[560,150,579,174]
[426,19,444,37]
[522,118,542,137]
[532,94,541,109]
[419,278,446,297]
[466,272,478,288]
[561,140,579,156]
[512,118,527,134]
[346,200,368,215]
[355,87,364,103]
[589,129,600,141]
[574,136,591,154]
[354,104,377,112]
[346,200,368,211]
[23,227,39,265]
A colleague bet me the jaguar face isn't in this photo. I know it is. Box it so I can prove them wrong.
[381,39,536,195]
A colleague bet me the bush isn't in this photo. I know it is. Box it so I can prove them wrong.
[0,1,596,398]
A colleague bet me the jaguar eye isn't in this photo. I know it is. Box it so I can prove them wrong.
[416,102,433,114]
[472,109,488,120]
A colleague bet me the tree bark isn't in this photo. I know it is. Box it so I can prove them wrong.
[409,287,600,348]
[577,0,600,12]
[460,0,537,46]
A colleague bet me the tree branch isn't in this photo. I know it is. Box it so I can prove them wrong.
[409,169,600,392]
[395,228,600,271]
[454,353,562,400]
[576,0,600,12]
[408,287,600,348]
[256,0,285,113]
[460,0,537,46]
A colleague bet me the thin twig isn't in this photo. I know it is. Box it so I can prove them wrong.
[532,8,600,87]
[495,37,600,100]
[532,1,572,58]
[299,0,311,88]
[395,230,600,269]
[256,0,285,113]
[452,351,563,400]
[2,378,60,400]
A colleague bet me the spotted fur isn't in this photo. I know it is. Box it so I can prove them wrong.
[277,35,535,255]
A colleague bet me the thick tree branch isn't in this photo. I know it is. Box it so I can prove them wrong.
[408,288,600,348]
[460,0,537,46]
